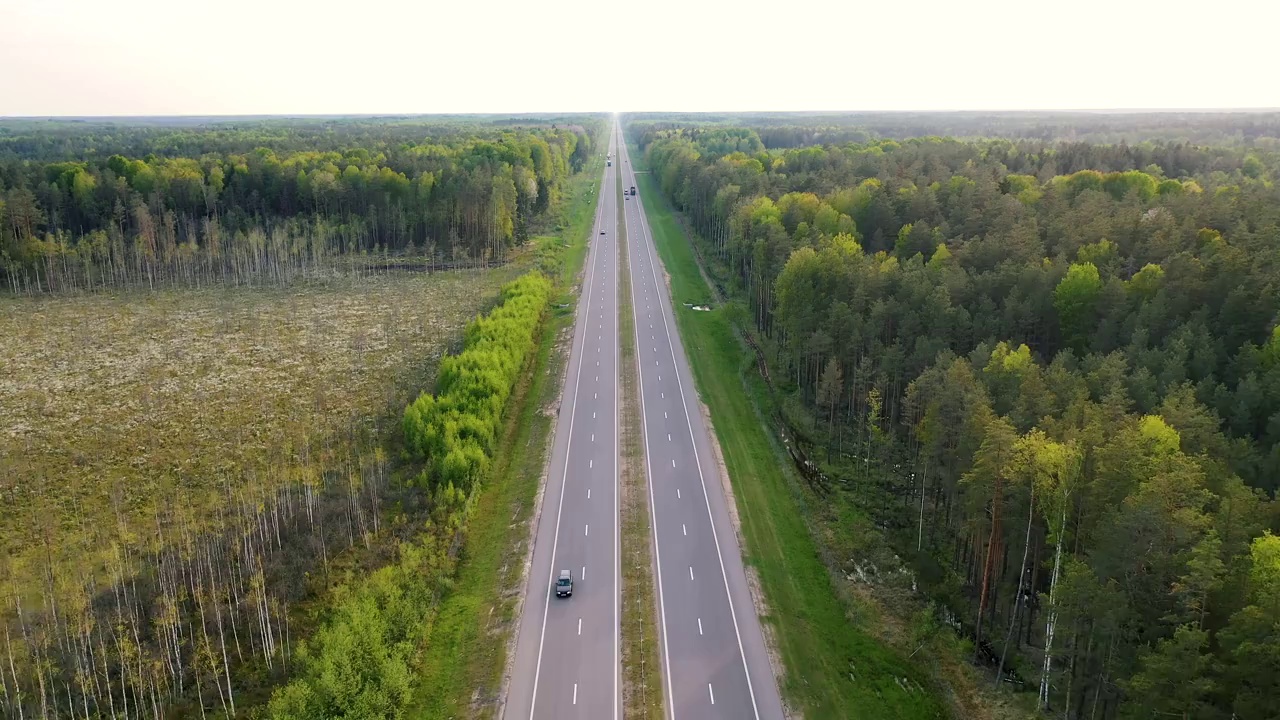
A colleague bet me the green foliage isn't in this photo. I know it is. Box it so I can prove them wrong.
[1127,263,1164,299]
[403,272,552,491]
[269,485,470,719]
[1122,626,1217,719]
[1076,238,1117,274]
[1242,154,1264,179]
[1053,262,1102,352]
[1101,170,1159,201]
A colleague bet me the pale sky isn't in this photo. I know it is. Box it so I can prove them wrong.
[1,0,1277,116]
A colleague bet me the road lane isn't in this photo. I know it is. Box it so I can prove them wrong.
[504,128,621,720]
[618,124,785,720]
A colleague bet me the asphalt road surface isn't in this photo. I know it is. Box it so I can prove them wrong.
[618,124,786,720]
[504,128,621,720]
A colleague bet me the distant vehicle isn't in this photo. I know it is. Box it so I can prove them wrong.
[630,186,636,196]
[607,160,612,166]
[556,569,573,597]
[600,229,606,235]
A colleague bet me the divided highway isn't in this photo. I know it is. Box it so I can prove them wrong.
[618,125,785,719]
[505,129,621,720]
[505,120,783,720]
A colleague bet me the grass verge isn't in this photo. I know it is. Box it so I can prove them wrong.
[409,154,605,718]
[617,162,665,720]
[630,148,947,719]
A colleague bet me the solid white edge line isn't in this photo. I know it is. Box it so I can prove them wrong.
[632,138,764,720]
[622,135,678,720]
[613,126,622,720]
[526,141,608,720]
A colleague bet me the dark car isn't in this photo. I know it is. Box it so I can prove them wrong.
[556,569,573,597]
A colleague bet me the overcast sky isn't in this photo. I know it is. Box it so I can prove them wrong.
[1,0,1277,116]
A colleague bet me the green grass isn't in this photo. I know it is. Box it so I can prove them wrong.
[409,154,604,718]
[631,149,946,719]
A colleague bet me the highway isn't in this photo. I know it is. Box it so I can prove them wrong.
[618,124,786,720]
[504,127,621,720]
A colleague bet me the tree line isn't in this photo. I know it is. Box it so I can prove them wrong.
[637,118,1280,719]
[0,118,601,293]
[403,272,553,492]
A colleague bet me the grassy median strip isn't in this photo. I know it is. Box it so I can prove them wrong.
[630,148,945,719]
[617,163,665,720]
[410,156,604,718]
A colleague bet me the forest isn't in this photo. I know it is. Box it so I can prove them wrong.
[0,116,600,292]
[636,114,1280,719]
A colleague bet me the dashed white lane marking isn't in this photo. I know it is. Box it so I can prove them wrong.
[664,412,668,419]
[659,375,662,381]
[683,524,687,536]
[592,433,595,442]
[661,392,664,398]
[708,683,715,705]
[595,376,598,382]
[594,392,598,399]
[677,489,681,499]
[672,459,676,468]
[689,566,695,580]
[590,459,593,468]
[588,488,591,499]
[583,565,586,579]
[578,618,582,635]
[593,412,596,419]
[585,524,589,537]
[698,617,703,635]
[668,433,672,441]
[574,684,578,705]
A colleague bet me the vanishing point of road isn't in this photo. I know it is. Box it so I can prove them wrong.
[504,126,622,720]
[504,120,784,720]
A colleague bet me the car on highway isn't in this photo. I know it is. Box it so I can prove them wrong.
[600,230,606,235]
[556,569,573,597]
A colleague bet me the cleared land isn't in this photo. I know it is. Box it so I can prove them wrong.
[0,268,516,577]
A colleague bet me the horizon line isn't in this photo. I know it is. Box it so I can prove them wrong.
[4,107,1280,121]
